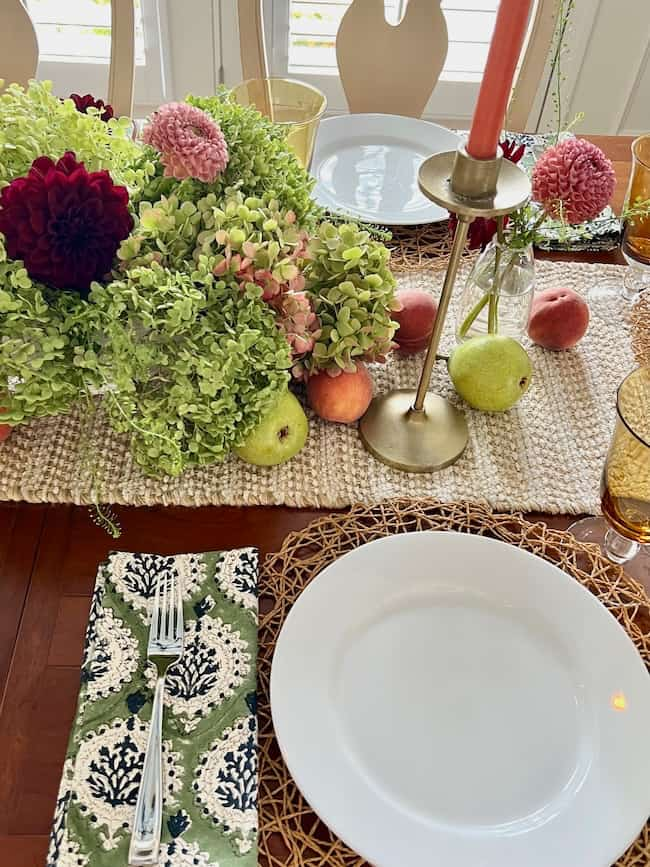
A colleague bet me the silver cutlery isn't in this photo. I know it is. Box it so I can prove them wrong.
[129,570,184,865]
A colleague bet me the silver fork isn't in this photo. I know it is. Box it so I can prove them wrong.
[129,570,184,866]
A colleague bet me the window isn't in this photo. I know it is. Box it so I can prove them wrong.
[266,0,505,124]
[25,0,168,115]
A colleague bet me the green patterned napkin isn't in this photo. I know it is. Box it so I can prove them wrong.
[47,550,258,867]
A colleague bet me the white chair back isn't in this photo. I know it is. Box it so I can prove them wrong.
[0,0,135,118]
[238,0,560,130]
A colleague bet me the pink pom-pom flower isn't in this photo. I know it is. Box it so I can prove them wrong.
[532,138,615,224]
[142,102,229,183]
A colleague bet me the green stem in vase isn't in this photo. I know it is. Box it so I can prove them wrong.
[459,291,491,337]
[487,218,506,335]
[488,290,499,333]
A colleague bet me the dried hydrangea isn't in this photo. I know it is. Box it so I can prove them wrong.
[304,223,399,374]
[0,80,151,195]
[196,192,309,299]
[83,263,291,476]
[272,291,321,379]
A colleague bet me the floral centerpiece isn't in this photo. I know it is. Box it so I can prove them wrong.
[0,81,398,481]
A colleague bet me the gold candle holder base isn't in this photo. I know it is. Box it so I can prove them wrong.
[359,390,468,472]
[359,143,531,473]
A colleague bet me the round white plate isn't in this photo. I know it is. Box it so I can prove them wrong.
[311,114,460,225]
[271,531,650,867]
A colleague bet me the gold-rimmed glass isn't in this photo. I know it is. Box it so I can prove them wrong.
[569,367,650,580]
[232,77,326,170]
[621,134,650,298]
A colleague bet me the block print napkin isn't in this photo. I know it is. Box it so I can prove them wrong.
[47,549,258,867]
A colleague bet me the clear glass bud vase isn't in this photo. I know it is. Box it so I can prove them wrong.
[456,239,535,342]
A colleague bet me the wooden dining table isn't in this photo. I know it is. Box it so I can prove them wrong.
[0,134,645,867]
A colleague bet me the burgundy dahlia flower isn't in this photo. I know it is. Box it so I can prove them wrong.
[0,152,133,296]
[69,92,114,122]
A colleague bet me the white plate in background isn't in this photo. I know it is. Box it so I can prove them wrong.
[311,113,460,225]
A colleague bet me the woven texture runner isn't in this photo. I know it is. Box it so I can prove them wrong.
[0,261,643,513]
[258,499,650,867]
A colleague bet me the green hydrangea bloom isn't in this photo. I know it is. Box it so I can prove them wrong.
[117,195,205,270]
[305,223,399,373]
[117,191,399,379]
[0,79,153,194]
[0,235,93,420]
[83,263,291,476]
[118,189,307,278]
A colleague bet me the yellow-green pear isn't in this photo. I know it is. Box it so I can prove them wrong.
[448,335,532,412]
[235,391,308,466]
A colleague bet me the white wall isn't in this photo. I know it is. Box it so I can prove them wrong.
[552,0,650,135]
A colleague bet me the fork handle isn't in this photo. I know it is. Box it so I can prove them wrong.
[129,676,165,866]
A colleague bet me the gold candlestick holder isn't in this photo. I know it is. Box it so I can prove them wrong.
[359,144,531,472]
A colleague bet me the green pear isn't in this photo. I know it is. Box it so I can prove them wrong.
[448,335,532,412]
[235,390,308,466]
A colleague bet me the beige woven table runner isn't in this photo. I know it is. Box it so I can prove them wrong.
[0,261,645,513]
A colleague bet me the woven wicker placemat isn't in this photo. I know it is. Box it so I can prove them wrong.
[0,261,645,514]
[258,498,650,867]
[388,222,455,272]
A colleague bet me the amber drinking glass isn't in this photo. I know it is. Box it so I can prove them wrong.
[621,134,650,298]
[232,78,326,170]
[569,367,650,576]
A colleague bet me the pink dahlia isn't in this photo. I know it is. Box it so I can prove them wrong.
[142,102,229,183]
[0,152,133,296]
[532,138,615,224]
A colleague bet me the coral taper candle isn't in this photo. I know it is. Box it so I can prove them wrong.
[467,0,534,160]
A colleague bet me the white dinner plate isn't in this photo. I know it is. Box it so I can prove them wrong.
[271,531,650,867]
[311,114,460,225]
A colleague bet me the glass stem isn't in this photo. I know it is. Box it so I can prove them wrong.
[488,249,502,335]
[623,265,650,300]
[603,527,640,564]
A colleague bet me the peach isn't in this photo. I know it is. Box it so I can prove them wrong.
[0,407,11,443]
[393,289,438,356]
[527,287,589,350]
[307,364,373,423]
